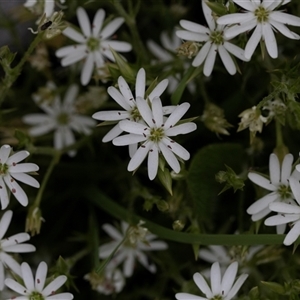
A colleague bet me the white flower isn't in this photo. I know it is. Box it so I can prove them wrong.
[56,7,132,85]
[175,261,248,300]
[84,267,125,295]
[23,83,96,157]
[24,0,66,18]
[147,31,196,93]
[247,153,298,233]
[265,174,300,246]
[0,210,36,291]
[99,221,168,277]
[92,68,174,157]
[217,0,300,59]
[113,97,196,180]
[0,145,39,209]
[5,261,73,300]
[176,0,248,76]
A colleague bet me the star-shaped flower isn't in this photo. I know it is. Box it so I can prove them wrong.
[176,0,248,76]
[56,7,132,85]
[0,145,39,209]
[247,153,298,233]
[0,210,36,291]
[99,221,168,277]
[92,68,173,157]
[113,97,196,180]
[175,261,248,300]
[217,0,300,59]
[24,0,66,18]
[23,83,96,157]
[5,261,73,299]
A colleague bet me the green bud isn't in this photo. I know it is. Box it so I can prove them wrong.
[143,199,154,211]
[204,1,228,16]
[172,220,185,231]
[26,205,45,236]
[216,165,244,194]
[261,281,285,295]
[157,166,173,195]
[156,200,169,212]
[14,129,31,148]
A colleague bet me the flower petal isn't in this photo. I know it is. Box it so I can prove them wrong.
[284,221,300,246]
[248,172,276,191]
[77,7,91,37]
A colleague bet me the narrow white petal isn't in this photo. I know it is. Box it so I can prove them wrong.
[6,151,29,164]
[118,76,134,102]
[129,143,138,158]
[61,50,87,66]
[92,9,105,37]
[99,241,119,258]
[21,262,34,291]
[224,19,257,39]
[0,210,12,240]
[56,45,85,58]
[62,27,85,43]
[0,145,11,163]
[269,202,300,214]
[284,221,300,246]
[245,24,262,59]
[281,154,293,184]
[217,13,255,25]
[152,97,164,127]
[251,207,271,221]
[128,141,153,171]
[233,0,256,11]
[1,232,30,248]
[263,23,278,58]
[176,30,209,42]
[221,262,238,295]
[102,224,123,240]
[265,214,299,226]
[43,275,67,296]
[4,278,27,295]
[4,244,36,253]
[210,262,221,295]
[28,122,56,137]
[179,20,210,34]
[247,192,278,215]
[193,272,213,298]
[269,153,280,184]
[77,7,91,37]
[135,250,156,273]
[136,68,146,98]
[163,138,190,160]
[225,274,248,300]
[102,40,132,52]
[248,172,277,191]
[276,223,286,234]
[269,20,300,39]
[119,120,148,135]
[107,86,132,110]
[147,40,172,61]
[123,252,135,277]
[23,114,51,125]
[4,176,28,207]
[203,44,217,76]
[92,111,130,121]
[9,163,39,173]
[81,53,94,85]
[101,18,124,39]
[47,293,74,299]
[159,141,180,173]
[175,293,206,300]
[192,41,211,67]
[113,134,147,146]
[0,177,9,210]
[148,145,159,180]
[164,103,190,128]
[289,176,300,206]
[10,173,39,188]
[223,42,249,61]
[165,123,197,136]
[102,124,123,143]
[218,45,236,75]
[136,97,154,127]
[202,0,215,31]
[148,79,169,102]
[270,11,300,27]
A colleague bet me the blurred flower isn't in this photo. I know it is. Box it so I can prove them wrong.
[0,145,39,209]
[113,97,196,180]
[217,0,300,59]
[84,268,125,295]
[5,261,73,299]
[56,7,132,85]
[247,153,299,234]
[175,261,248,300]
[24,0,66,18]
[92,68,174,157]
[99,221,168,277]
[147,31,196,93]
[0,210,36,290]
[23,83,96,157]
[176,0,248,76]
[28,44,51,71]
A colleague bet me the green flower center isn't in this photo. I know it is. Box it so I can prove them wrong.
[210,30,224,45]
[149,127,165,142]
[278,184,292,199]
[57,112,70,125]
[29,291,45,300]
[0,163,8,175]
[254,6,269,23]
[87,37,100,51]
[130,106,141,121]
[210,295,223,300]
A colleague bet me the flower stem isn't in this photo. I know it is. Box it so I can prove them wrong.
[274,119,288,163]
[0,33,44,105]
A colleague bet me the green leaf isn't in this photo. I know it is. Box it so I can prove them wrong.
[261,281,285,295]
[187,143,245,222]
[204,1,228,16]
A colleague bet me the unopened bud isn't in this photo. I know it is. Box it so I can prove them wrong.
[172,220,185,231]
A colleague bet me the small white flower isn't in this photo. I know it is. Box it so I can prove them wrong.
[147,31,196,93]
[217,0,300,59]
[0,145,39,209]
[0,210,36,291]
[99,221,168,277]
[265,174,300,246]
[176,0,248,76]
[23,83,96,157]
[56,7,132,85]
[175,261,248,300]
[113,97,196,180]
[247,153,298,233]
[5,261,73,299]
[24,0,66,18]
[92,68,173,157]
[84,267,125,295]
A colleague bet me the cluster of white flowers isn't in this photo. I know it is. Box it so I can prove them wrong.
[176,0,300,76]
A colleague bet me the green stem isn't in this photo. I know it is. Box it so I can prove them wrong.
[0,33,44,105]
[112,0,148,64]
[275,119,283,149]
[34,150,61,207]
